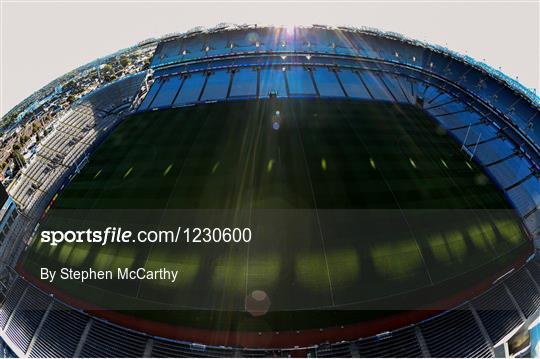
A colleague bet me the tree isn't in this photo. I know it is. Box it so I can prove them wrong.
[65,80,76,89]
[32,122,41,133]
[11,150,25,170]
[102,64,113,75]
[119,56,130,68]
[142,59,151,70]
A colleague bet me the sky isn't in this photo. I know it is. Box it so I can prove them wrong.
[1,0,539,116]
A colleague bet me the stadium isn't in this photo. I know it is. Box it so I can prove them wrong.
[0,24,539,357]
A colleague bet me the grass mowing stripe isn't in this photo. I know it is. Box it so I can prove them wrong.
[123,166,134,179]
[211,161,220,174]
[321,158,327,171]
[163,164,173,176]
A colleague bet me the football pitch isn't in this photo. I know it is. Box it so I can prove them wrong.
[21,99,532,331]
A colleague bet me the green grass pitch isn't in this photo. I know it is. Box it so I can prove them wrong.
[21,99,532,331]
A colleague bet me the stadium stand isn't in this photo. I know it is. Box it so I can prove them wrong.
[151,338,235,358]
[355,326,423,358]
[316,341,353,357]
[134,26,540,245]
[0,256,539,357]
[4,285,52,353]
[79,319,148,358]
[5,73,147,263]
[10,72,146,205]
[419,305,493,357]
[28,302,89,358]
[504,269,540,319]
[471,284,524,346]
[0,277,26,329]
[1,25,539,357]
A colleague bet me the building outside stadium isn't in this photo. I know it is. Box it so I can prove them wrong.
[0,187,17,245]
[0,186,20,258]
[0,25,539,358]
